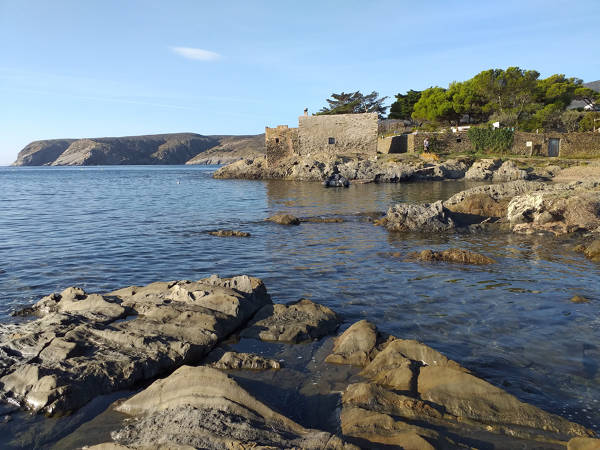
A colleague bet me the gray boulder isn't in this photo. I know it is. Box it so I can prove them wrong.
[385,200,455,232]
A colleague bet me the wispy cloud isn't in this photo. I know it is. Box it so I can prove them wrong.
[170,46,221,61]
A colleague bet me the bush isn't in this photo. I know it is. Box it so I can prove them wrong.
[467,127,514,153]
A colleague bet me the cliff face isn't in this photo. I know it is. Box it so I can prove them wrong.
[185,134,265,165]
[12,133,264,166]
[13,139,76,166]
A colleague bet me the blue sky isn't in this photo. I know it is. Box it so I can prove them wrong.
[0,0,598,165]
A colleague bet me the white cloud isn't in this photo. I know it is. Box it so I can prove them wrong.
[170,46,221,61]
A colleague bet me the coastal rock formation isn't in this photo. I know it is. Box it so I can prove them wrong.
[508,183,600,235]
[97,366,355,449]
[464,158,502,180]
[384,200,456,232]
[214,154,548,185]
[12,133,264,166]
[406,248,496,264]
[328,321,594,447]
[382,180,600,235]
[240,298,340,343]
[0,275,270,415]
[443,180,546,219]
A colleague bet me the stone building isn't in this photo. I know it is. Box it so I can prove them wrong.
[377,130,600,158]
[265,112,378,166]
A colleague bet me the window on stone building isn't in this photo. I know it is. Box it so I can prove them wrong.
[275,138,279,143]
[328,137,335,145]
[456,138,462,143]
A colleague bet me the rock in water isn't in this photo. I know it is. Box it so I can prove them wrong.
[266,213,301,225]
[385,201,455,232]
[0,275,270,415]
[95,366,356,449]
[208,229,250,237]
[574,240,600,262]
[406,248,496,265]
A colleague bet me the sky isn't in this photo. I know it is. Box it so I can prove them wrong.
[0,0,599,165]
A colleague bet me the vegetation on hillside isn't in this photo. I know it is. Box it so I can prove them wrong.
[409,67,599,131]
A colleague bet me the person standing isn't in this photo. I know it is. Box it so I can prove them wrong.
[423,138,430,152]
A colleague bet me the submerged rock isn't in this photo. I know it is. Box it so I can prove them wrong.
[570,295,591,304]
[98,366,356,449]
[385,200,455,232]
[208,229,250,237]
[0,275,270,415]
[406,248,496,265]
[266,213,301,225]
[301,216,345,223]
[574,240,600,262]
[241,298,340,343]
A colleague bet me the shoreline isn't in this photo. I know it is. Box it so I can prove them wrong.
[0,276,597,449]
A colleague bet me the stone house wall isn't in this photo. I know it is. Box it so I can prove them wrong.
[406,131,472,153]
[265,125,299,166]
[513,131,600,157]
[297,113,378,156]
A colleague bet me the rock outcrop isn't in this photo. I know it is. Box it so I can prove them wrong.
[12,133,264,166]
[383,180,600,235]
[384,201,456,232]
[0,275,270,415]
[507,183,600,235]
[328,321,595,448]
[97,366,356,449]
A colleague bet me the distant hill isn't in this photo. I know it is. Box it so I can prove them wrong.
[185,134,265,165]
[12,133,265,166]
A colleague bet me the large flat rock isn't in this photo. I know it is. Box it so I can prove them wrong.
[0,275,270,415]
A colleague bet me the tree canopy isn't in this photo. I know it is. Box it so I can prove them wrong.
[410,67,600,131]
[317,91,388,118]
[388,90,421,120]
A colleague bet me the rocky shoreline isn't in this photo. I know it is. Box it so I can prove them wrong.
[0,276,598,448]
[213,154,564,184]
[380,179,600,236]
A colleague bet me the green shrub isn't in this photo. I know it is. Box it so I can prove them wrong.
[467,127,514,153]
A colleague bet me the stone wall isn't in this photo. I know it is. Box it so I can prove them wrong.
[513,131,600,157]
[298,113,378,156]
[377,135,407,154]
[265,125,299,166]
[406,131,472,153]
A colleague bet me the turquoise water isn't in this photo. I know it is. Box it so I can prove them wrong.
[0,165,599,432]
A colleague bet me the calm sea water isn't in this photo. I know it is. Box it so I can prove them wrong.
[0,165,599,433]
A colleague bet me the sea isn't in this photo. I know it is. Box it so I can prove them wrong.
[0,165,599,443]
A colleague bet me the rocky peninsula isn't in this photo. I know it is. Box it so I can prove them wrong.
[0,276,597,448]
[12,133,264,166]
